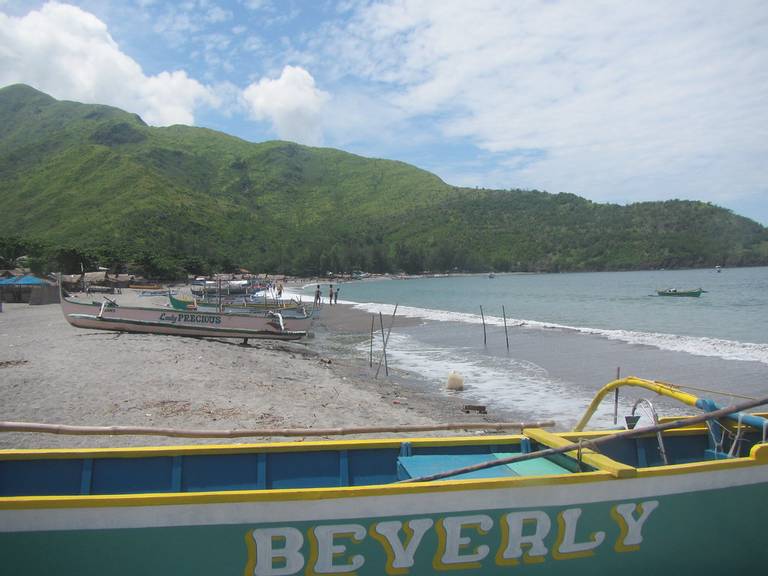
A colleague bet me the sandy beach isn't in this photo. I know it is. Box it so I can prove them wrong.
[0,289,492,449]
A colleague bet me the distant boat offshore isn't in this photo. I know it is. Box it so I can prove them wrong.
[656,288,706,297]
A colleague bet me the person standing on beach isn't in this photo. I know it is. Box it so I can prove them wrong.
[328,284,334,306]
[334,286,339,304]
[314,284,321,306]
[277,282,283,299]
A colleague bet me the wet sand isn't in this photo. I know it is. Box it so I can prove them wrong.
[0,290,488,449]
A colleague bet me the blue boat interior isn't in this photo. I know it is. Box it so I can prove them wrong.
[1,423,766,498]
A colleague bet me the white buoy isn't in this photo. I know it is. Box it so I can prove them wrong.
[446,371,464,391]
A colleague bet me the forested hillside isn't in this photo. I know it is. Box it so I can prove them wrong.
[1,84,766,277]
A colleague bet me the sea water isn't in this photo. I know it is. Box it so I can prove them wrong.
[305,268,768,428]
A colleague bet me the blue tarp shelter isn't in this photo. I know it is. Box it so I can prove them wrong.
[12,275,49,285]
[0,275,49,285]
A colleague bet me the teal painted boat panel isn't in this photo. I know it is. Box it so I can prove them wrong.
[493,453,573,476]
[397,454,520,480]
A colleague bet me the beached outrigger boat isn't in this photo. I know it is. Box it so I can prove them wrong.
[168,292,310,317]
[59,289,307,342]
[656,288,705,297]
[1,377,767,574]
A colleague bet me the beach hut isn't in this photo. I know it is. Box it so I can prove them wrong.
[28,277,59,305]
[0,275,22,303]
[0,275,53,303]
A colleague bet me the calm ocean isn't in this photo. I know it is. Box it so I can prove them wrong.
[302,267,768,428]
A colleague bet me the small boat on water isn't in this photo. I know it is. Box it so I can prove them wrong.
[59,287,307,342]
[1,377,767,574]
[656,288,705,297]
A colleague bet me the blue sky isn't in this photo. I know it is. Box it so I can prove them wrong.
[1,1,767,224]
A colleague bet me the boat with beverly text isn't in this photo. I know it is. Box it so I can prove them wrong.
[1,377,766,574]
[59,288,307,342]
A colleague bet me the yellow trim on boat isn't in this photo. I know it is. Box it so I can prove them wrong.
[0,470,613,510]
[558,427,705,443]
[573,377,701,432]
[0,435,526,460]
[523,429,636,479]
[635,456,761,477]
[750,443,768,463]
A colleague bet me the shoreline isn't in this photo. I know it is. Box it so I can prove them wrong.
[0,291,492,450]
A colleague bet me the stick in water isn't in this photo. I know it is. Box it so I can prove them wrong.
[369,314,375,367]
[375,304,399,378]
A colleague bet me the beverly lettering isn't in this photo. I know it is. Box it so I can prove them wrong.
[245,500,658,575]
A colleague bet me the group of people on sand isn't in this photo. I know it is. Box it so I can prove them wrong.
[314,284,339,306]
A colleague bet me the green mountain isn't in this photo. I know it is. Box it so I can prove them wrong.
[1,83,766,277]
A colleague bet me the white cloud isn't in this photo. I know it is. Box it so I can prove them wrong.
[309,0,768,210]
[242,0,270,11]
[242,34,265,52]
[152,5,202,45]
[241,65,329,145]
[205,5,231,23]
[0,1,215,125]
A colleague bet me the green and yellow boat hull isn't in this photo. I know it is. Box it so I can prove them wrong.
[2,378,767,574]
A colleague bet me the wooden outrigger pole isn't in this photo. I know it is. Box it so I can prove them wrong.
[0,420,556,439]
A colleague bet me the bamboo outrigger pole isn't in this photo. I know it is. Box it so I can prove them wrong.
[0,420,556,439]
